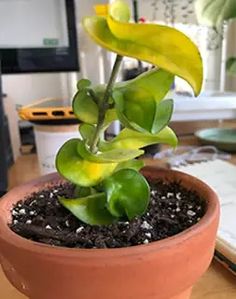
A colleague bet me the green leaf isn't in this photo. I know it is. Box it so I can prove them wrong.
[152,99,174,134]
[74,186,96,197]
[226,57,236,75]
[109,0,130,22]
[104,169,150,219]
[116,68,174,103]
[195,0,236,28]
[82,16,203,95]
[56,139,117,187]
[113,88,156,133]
[99,127,178,151]
[113,69,174,133]
[91,84,118,126]
[79,124,96,146]
[73,90,98,124]
[115,159,145,172]
[59,193,115,225]
[77,140,144,163]
[77,79,91,90]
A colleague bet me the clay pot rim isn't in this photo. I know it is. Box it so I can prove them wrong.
[0,167,219,258]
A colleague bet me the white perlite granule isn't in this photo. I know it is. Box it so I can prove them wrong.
[145,232,152,238]
[76,227,84,234]
[140,221,153,230]
[187,210,196,217]
[19,208,26,215]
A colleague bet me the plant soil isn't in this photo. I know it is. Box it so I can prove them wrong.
[10,180,205,249]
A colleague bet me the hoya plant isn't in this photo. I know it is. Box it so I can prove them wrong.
[56,0,203,225]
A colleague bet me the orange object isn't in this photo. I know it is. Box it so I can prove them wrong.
[18,98,75,121]
[0,168,219,299]
[94,4,109,16]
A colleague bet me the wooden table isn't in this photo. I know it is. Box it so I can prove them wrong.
[1,137,236,298]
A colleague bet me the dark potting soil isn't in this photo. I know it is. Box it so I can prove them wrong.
[10,180,206,249]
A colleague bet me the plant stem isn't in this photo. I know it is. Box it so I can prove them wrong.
[90,55,123,153]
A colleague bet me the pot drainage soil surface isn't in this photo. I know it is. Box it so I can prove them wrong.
[10,180,205,248]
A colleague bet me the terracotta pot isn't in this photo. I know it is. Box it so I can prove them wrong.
[0,167,220,299]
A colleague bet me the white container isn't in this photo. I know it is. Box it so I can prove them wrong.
[34,125,80,175]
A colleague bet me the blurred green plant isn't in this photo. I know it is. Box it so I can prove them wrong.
[195,0,236,75]
[56,0,203,225]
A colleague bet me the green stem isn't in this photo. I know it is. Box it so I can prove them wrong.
[90,55,123,153]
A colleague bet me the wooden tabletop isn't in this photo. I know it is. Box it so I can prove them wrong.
[1,136,236,298]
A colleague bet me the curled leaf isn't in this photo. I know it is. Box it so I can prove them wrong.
[56,139,117,187]
[109,0,130,22]
[59,193,115,225]
[73,90,98,124]
[99,127,178,151]
[77,140,144,163]
[77,79,91,90]
[83,16,202,95]
[79,124,96,146]
[152,99,174,134]
[104,169,150,219]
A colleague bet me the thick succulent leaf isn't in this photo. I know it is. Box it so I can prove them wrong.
[79,124,96,146]
[77,79,91,90]
[113,88,156,132]
[56,139,117,187]
[77,140,144,163]
[109,0,130,22]
[83,16,202,95]
[226,57,236,75]
[116,68,174,102]
[115,159,145,172]
[59,193,115,225]
[74,186,96,198]
[152,99,174,134]
[99,127,178,151]
[113,69,174,133]
[104,169,150,219]
[195,0,236,28]
[73,90,98,124]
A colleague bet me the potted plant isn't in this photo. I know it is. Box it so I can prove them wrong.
[0,1,219,299]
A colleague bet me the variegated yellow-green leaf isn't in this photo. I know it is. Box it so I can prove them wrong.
[99,127,178,152]
[109,0,130,22]
[195,0,236,28]
[77,140,144,163]
[82,16,203,95]
[59,193,115,225]
[56,139,117,187]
